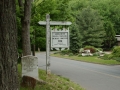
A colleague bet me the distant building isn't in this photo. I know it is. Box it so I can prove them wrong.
[115,35,120,46]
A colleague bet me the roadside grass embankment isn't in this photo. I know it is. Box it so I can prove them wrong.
[51,54,120,65]
[18,64,84,90]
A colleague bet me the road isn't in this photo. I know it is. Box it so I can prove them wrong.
[36,52,120,90]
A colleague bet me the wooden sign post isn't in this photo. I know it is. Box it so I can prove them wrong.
[38,14,72,74]
[46,14,50,74]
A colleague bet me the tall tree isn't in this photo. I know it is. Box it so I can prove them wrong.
[0,0,19,90]
[104,21,116,48]
[76,7,105,47]
[70,24,82,53]
[54,0,71,21]
[30,0,44,54]
[91,0,120,48]
[18,0,32,56]
[31,0,72,51]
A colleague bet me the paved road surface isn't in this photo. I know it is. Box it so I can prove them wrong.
[36,52,120,90]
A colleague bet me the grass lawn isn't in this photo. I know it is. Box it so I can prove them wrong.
[18,64,84,90]
[51,54,120,65]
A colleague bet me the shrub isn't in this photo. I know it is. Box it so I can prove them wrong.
[78,54,82,57]
[79,48,84,53]
[112,46,120,57]
[69,53,74,56]
[84,46,96,53]
[99,46,120,61]
[54,52,60,54]
[60,50,71,55]
[112,57,120,62]
[96,48,103,52]
[107,54,114,59]
[99,54,111,60]
[93,53,99,56]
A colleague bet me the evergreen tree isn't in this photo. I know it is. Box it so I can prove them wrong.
[70,24,82,54]
[104,21,116,48]
[76,7,105,48]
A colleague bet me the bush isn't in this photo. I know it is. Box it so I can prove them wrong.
[99,54,111,60]
[54,52,60,54]
[96,48,103,52]
[98,46,120,61]
[84,46,96,53]
[69,53,74,56]
[78,54,82,57]
[79,48,84,53]
[93,53,99,56]
[112,46,120,57]
[112,57,120,62]
[60,50,71,55]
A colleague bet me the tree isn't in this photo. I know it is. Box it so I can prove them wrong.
[30,0,45,53]
[91,0,120,48]
[30,0,72,51]
[52,0,71,21]
[0,0,19,90]
[76,7,105,47]
[70,24,82,53]
[30,0,57,51]
[18,0,32,56]
[69,0,88,16]
[103,21,116,48]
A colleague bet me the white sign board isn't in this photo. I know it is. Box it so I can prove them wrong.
[51,30,69,49]
[22,55,39,79]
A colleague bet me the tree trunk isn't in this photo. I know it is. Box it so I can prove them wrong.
[21,0,32,56]
[18,0,37,89]
[0,0,19,90]
[31,30,36,56]
[32,44,36,56]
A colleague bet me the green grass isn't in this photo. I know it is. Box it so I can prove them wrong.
[51,54,120,65]
[18,64,84,90]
